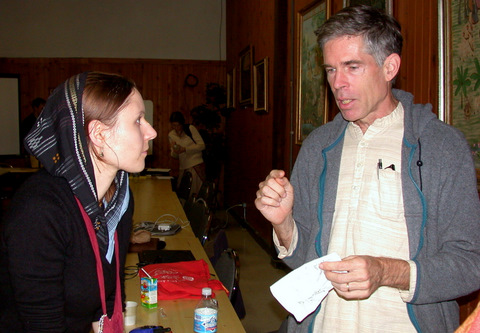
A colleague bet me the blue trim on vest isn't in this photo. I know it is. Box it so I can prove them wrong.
[408,258,423,333]
[404,137,426,333]
[404,137,427,260]
[316,125,347,258]
[309,125,347,333]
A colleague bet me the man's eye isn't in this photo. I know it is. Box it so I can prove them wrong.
[349,66,364,74]
[325,68,335,74]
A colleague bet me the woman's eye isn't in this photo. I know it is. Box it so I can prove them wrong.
[136,118,142,124]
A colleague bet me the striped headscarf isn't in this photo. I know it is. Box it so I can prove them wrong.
[24,72,129,257]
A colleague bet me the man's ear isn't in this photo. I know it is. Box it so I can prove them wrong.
[384,53,401,82]
[87,120,108,150]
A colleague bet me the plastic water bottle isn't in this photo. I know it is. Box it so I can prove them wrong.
[193,287,218,333]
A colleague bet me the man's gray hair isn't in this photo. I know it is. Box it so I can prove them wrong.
[315,4,403,67]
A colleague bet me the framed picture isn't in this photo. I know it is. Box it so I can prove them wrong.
[440,0,480,174]
[254,57,268,113]
[343,0,393,14]
[294,0,330,144]
[227,68,236,108]
[239,45,253,106]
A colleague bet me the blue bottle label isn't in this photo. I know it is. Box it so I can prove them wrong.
[194,307,217,332]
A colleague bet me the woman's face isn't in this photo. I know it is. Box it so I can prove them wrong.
[171,121,183,136]
[103,89,157,173]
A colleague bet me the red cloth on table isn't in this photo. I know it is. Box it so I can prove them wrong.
[138,259,227,300]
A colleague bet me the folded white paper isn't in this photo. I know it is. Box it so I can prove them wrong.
[270,252,341,322]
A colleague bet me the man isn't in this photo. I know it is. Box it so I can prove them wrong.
[255,5,480,332]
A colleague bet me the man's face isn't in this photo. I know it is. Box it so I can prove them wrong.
[323,35,395,131]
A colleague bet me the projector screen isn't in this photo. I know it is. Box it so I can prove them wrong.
[0,75,20,156]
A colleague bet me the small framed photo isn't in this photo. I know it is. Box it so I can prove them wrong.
[238,45,253,106]
[227,68,236,109]
[343,0,393,15]
[253,57,268,113]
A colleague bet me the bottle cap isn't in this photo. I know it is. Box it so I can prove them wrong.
[202,287,212,296]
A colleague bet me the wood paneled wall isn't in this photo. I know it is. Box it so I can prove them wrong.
[0,58,225,170]
[395,1,438,112]
[225,0,278,245]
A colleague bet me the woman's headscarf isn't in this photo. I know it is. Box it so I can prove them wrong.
[24,72,129,256]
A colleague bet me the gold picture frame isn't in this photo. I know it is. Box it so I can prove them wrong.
[294,0,330,144]
[343,0,393,14]
[239,45,253,106]
[253,57,268,113]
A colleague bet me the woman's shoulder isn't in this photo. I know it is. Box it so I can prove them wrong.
[10,170,75,211]
[3,170,79,238]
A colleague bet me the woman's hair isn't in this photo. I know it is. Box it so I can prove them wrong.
[169,111,185,125]
[83,71,136,155]
[315,4,403,67]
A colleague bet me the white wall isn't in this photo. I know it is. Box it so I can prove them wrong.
[0,0,226,60]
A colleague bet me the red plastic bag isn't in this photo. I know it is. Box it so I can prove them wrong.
[139,259,227,300]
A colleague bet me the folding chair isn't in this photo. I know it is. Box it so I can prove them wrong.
[214,247,246,319]
[176,171,193,205]
[186,198,212,245]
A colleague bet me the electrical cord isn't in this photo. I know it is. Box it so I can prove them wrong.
[124,265,140,280]
[222,203,246,228]
[154,214,190,229]
[133,214,190,233]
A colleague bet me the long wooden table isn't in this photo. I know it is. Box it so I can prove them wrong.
[126,176,246,333]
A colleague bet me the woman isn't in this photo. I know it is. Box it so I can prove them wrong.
[168,111,206,197]
[0,72,157,332]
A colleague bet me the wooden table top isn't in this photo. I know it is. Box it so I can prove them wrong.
[125,176,246,333]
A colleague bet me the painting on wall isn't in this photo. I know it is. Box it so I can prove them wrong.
[239,45,253,106]
[295,0,330,144]
[343,0,392,14]
[254,57,268,113]
[441,0,480,172]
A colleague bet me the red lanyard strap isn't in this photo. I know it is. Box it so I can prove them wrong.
[75,197,121,315]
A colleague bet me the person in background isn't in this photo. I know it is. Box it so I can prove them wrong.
[0,72,157,332]
[20,97,45,156]
[168,111,206,197]
[255,5,480,332]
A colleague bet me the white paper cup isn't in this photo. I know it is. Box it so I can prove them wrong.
[124,301,138,326]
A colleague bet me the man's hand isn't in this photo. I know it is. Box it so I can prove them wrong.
[255,170,295,247]
[319,255,410,300]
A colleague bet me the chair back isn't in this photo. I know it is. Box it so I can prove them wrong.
[196,181,216,210]
[210,229,229,266]
[186,198,211,245]
[214,248,239,300]
[176,171,193,204]
[183,194,195,217]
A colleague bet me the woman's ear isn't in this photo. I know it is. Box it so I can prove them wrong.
[383,53,401,82]
[87,120,108,153]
